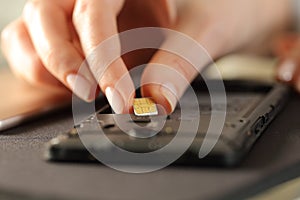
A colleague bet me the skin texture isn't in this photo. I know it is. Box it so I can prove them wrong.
[1,0,293,114]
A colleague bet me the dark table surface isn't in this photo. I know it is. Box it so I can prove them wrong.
[1,92,300,200]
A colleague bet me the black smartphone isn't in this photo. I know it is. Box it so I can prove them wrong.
[44,79,289,167]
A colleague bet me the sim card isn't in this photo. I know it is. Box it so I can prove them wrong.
[133,98,158,116]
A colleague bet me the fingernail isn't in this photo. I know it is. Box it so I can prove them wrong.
[160,82,178,112]
[278,60,296,82]
[105,87,124,114]
[67,74,94,102]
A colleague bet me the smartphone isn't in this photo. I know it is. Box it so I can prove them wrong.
[0,69,71,132]
[44,79,289,167]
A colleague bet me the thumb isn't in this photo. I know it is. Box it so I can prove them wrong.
[141,29,216,113]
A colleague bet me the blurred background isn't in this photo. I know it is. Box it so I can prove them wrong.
[0,0,26,68]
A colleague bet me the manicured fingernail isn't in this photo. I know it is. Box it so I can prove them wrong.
[105,87,124,114]
[278,60,296,82]
[160,82,178,112]
[67,74,94,102]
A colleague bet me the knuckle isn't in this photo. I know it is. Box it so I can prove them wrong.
[23,0,48,22]
[74,0,89,14]
[73,0,121,23]
[1,20,24,53]
[73,0,91,23]
[1,23,17,42]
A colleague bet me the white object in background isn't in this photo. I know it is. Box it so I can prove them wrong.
[204,54,277,83]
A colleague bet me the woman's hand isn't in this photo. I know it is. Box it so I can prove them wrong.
[1,0,175,113]
[141,0,292,113]
[1,0,292,114]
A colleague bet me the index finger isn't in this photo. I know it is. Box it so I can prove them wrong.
[73,0,135,113]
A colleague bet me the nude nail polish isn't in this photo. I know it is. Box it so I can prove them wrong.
[160,82,178,112]
[105,87,124,114]
[278,60,296,82]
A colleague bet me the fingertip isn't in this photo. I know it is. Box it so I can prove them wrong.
[142,83,177,114]
[104,84,135,114]
[277,60,296,83]
[116,87,135,114]
[159,82,178,113]
[125,89,136,113]
[105,87,125,114]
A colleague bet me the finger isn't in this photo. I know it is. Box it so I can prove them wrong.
[141,30,214,113]
[272,33,300,57]
[1,18,64,89]
[141,8,227,113]
[23,0,98,102]
[276,36,300,90]
[148,0,177,27]
[141,53,198,114]
[72,0,135,113]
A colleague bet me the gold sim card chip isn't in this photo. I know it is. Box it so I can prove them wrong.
[133,98,158,116]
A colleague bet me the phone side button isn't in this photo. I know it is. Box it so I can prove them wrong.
[251,117,265,135]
